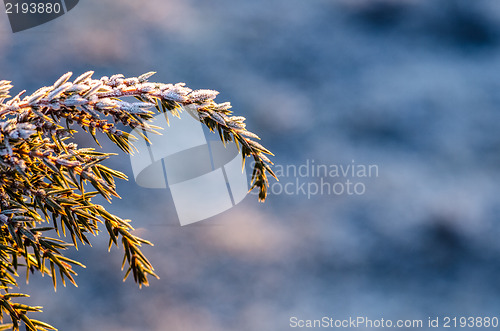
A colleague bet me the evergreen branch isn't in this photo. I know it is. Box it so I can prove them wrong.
[0,72,275,330]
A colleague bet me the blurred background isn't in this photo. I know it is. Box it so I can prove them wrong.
[2,0,500,330]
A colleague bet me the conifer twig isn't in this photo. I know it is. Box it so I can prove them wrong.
[0,72,275,330]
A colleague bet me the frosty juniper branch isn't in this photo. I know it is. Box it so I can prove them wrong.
[0,72,275,331]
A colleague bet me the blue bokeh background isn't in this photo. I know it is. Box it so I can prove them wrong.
[2,0,500,330]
